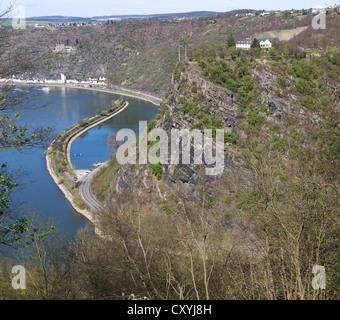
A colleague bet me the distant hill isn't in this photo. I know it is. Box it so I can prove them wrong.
[22,11,220,22]
[26,16,90,22]
[92,11,220,20]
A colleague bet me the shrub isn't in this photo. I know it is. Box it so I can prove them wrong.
[148,119,157,132]
[150,163,162,180]
[190,85,197,93]
[203,105,211,115]
[77,119,85,127]
[207,197,217,209]
[197,58,206,68]
[224,132,237,144]
[301,96,319,111]
[247,108,265,126]
[271,134,287,152]
[76,200,85,210]
[225,78,238,93]
[173,69,181,81]
[56,163,67,173]
[269,123,281,133]
[296,78,314,94]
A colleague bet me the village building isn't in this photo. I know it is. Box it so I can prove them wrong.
[121,80,131,86]
[236,38,272,51]
[54,42,76,53]
[60,73,67,84]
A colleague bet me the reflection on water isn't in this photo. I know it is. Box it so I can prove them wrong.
[60,86,66,97]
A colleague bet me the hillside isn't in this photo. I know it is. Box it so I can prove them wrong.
[86,41,339,299]
[92,45,339,208]
[1,9,339,94]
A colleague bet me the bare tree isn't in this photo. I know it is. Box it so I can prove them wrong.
[0,5,54,248]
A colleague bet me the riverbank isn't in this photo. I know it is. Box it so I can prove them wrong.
[66,101,129,167]
[46,152,96,224]
[46,98,129,227]
[5,82,162,106]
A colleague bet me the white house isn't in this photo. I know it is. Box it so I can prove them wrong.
[60,73,67,84]
[236,38,272,51]
[259,39,272,50]
[312,6,326,14]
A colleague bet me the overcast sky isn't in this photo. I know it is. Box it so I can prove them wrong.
[3,0,330,17]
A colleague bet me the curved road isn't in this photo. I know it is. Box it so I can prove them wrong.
[78,167,105,213]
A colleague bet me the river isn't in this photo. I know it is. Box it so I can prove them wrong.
[1,86,159,240]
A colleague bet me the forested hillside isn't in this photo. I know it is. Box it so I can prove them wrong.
[1,9,339,94]
[84,38,339,299]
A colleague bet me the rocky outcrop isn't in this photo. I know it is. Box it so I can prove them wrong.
[252,67,300,120]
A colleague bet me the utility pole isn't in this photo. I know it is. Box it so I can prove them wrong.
[178,45,181,62]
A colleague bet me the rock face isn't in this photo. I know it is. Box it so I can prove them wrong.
[98,61,305,212]
[158,64,240,189]
[169,66,237,128]
[252,67,300,120]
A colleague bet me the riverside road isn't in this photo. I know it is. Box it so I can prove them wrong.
[78,167,104,213]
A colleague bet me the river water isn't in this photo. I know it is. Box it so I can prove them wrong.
[1,86,159,239]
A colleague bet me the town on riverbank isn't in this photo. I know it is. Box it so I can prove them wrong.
[0,73,162,106]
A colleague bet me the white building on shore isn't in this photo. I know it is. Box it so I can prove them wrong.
[61,73,67,84]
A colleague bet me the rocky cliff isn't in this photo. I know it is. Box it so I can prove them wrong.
[91,54,324,214]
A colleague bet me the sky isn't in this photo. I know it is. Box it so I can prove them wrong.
[2,0,331,17]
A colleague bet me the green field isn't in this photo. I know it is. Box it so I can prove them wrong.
[0,20,52,26]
